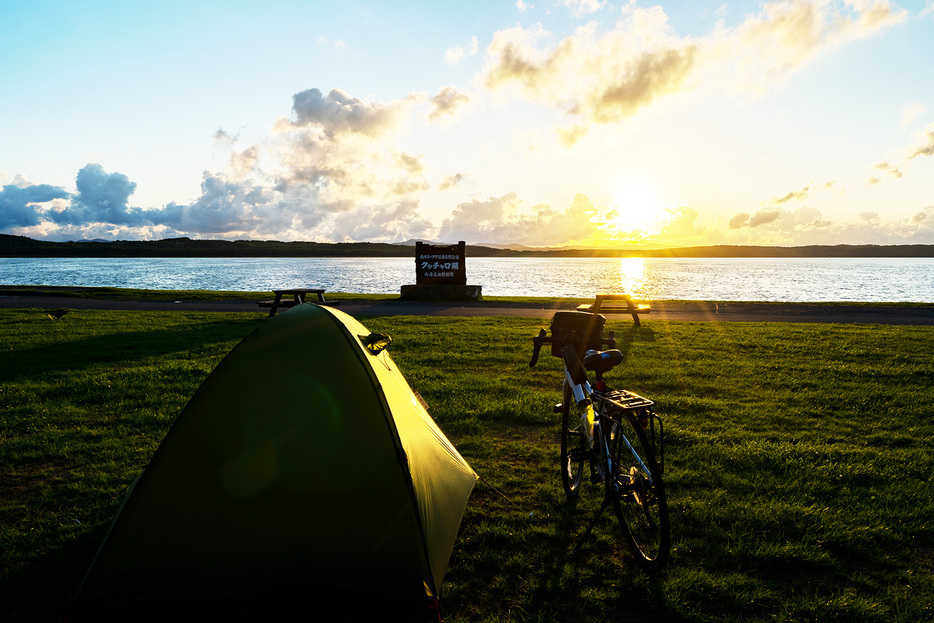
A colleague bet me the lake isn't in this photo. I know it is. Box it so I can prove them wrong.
[2,256,933,302]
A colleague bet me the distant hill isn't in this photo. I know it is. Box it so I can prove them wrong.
[2,234,933,258]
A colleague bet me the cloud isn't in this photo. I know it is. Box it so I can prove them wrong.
[0,181,71,228]
[865,122,934,185]
[725,205,884,243]
[230,146,260,180]
[52,164,144,226]
[656,205,701,239]
[157,173,265,235]
[727,0,907,88]
[900,101,926,126]
[729,213,750,229]
[290,88,403,138]
[869,160,903,185]
[1,87,436,242]
[445,36,479,65]
[438,173,468,191]
[749,209,782,227]
[561,0,606,17]
[429,86,472,122]
[719,203,934,246]
[766,183,815,205]
[481,1,907,141]
[482,13,701,131]
[912,206,934,224]
[730,208,787,228]
[214,128,236,144]
[438,191,602,245]
[907,122,934,159]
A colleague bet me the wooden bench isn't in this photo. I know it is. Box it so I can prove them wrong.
[576,294,651,327]
[259,289,337,317]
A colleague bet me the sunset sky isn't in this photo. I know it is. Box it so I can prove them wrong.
[2,0,933,248]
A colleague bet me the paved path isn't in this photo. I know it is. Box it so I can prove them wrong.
[2,294,933,325]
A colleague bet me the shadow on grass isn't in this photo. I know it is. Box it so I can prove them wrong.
[1,522,108,623]
[445,471,672,621]
[0,313,263,383]
[609,325,657,362]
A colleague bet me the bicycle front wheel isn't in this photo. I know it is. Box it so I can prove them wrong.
[606,410,670,572]
[560,382,587,498]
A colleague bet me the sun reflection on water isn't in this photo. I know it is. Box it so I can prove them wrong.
[615,257,646,296]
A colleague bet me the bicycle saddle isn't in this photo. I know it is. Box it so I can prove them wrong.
[582,349,624,374]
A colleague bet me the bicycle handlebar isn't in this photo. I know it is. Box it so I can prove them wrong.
[529,329,549,368]
[529,328,618,368]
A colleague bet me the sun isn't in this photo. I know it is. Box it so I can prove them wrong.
[604,181,669,236]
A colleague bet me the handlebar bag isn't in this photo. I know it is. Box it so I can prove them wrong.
[550,311,606,357]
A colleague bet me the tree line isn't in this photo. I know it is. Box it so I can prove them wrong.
[2,234,933,258]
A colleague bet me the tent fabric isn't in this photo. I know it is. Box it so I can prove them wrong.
[73,303,477,613]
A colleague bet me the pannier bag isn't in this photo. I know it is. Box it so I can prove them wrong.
[549,311,606,357]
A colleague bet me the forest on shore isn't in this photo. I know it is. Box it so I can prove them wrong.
[2,233,934,258]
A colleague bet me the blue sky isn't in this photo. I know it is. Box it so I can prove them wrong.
[2,0,933,247]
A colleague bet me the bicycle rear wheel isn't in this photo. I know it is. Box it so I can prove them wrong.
[606,410,670,572]
[560,382,587,498]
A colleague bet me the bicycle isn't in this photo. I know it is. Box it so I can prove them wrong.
[530,310,670,572]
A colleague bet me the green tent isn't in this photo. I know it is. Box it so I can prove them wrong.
[71,304,477,618]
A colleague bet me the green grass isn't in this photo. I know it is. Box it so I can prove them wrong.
[1,307,932,622]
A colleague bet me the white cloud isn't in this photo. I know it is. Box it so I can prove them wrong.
[907,122,934,159]
[481,1,908,143]
[720,203,934,246]
[438,192,601,246]
[0,88,435,242]
[289,88,403,138]
[900,101,926,126]
[445,36,479,65]
[438,173,469,191]
[865,121,934,185]
[428,86,472,122]
[561,0,605,17]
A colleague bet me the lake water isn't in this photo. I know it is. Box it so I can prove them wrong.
[2,256,933,302]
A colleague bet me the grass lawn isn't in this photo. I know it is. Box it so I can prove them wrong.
[1,305,932,622]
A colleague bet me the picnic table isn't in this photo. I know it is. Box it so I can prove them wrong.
[576,294,651,327]
[259,289,335,317]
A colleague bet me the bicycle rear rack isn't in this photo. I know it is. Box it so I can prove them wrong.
[598,390,664,475]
